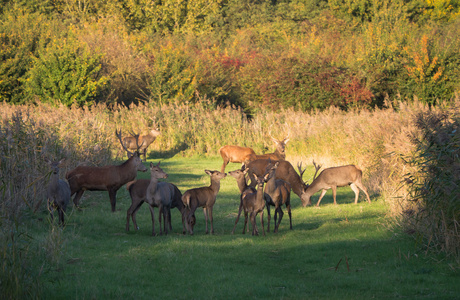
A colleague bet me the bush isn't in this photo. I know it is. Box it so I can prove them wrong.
[401,102,460,258]
[23,37,108,107]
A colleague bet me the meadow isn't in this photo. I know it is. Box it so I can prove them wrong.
[34,156,459,299]
[1,100,459,299]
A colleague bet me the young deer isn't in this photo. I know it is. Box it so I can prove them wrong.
[126,176,186,235]
[45,158,71,226]
[141,162,184,236]
[232,162,277,236]
[228,168,256,234]
[182,170,227,235]
[298,161,371,207]
[264,166,292,233]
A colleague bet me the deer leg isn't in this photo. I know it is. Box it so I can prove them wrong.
[260,211,265,236]
[316,189,328,207]
[57,206,65,226]
[186,208,196,235]
[131,201,144,230]
[243,211,248,234]
[350,183,360,204]
[203,207,209,234]
[266,205,272,233]
[158,204,164,235]
[232,198,244,234]
[250,212,257,236]
[209,207,214,234]
[332,186,337,205]
[108,189,117,212]
[286,203,292,230]
[355,181,371,203]
[72,190,85,208]
[275,207,284,233]
[221,159,229,173]
[148,205,156,236]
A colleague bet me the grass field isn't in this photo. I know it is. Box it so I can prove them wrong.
[32,156,459,299]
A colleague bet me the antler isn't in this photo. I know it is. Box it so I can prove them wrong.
[116,129,144,156]
[297,161,306,181]
[312,160,322,181]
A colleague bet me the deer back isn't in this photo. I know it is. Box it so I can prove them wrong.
[219,145,256,163]
[66,154,146,191]
[310,165,363,191]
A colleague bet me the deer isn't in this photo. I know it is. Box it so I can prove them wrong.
[263,165,292,233]
[66,130,148,212]
[228,168,256,234]
[45,158,71,226]
[122,128,161,160]
[298,161,372,207]
[181,170,227,235]
[246,131,290,162]
[219,145,256,173]
[245,159,311,206]
[125,165,187,235]
[232,162,277,236]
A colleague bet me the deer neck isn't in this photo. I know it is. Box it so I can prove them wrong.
[290,173,307,198]
[149,176,162,191]
[256,182,265,204]
[209,179,221,195]
[236,177,248,193]
[264,176,277,194]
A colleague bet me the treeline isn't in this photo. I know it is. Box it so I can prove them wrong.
[1,0,460,110]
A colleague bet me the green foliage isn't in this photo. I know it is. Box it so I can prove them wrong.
[0,9,54,103]
[146,41,199,104]
[24,37,108,107]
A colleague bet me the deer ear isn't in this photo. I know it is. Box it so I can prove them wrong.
[205,170,212,175]
[150,162,154,168]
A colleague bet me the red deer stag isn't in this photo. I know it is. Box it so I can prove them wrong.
[122,128,161,160]
[126,166,185,235]
[245,159,311,206]
[231,162,277,236]
[298,161,371,207]
[219,145,256,173]
[182,170,227,235]
[45,158,71,226]
[66,130,148,212]
[246,131,290,162]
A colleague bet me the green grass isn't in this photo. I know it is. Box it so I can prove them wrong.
[33,156,459,299]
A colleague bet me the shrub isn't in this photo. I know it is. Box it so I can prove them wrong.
[23,37,108,107]
[401,103,460,258]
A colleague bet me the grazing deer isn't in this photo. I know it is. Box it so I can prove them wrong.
[246,131,290,162]
[298,161,372,207]
[264,166,292,233]
[228,168,256,234]
[219,145,256,173]
[122,128,161,160]
[126,175,187,235]
[182,170,227,235]
[245,159,311,206]
[45,158,71,226]
[66,130,148,212]
[233,162,277,236]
